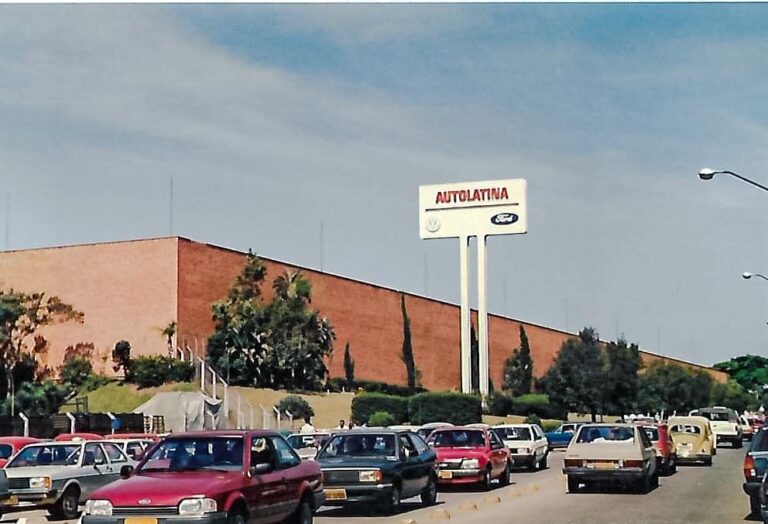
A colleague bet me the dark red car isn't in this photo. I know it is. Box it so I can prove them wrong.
[81,430,324,524]
[427,426,511,490]
[640,423,677,475]
[0,437,41,467]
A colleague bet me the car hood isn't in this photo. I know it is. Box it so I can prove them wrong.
[89,472,238,506]
[5,465,79,479]
[434,448,488,461]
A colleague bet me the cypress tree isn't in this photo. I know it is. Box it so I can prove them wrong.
[400,295,418,389]
[343,342,355,386]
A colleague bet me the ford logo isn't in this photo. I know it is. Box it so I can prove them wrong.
[138,498,152,505]
[491,212,518,225]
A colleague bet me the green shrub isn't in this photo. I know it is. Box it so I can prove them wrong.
[327,378,426,397]
[408,392,482,426]
[368,411,396,427]
[541,420,563,432]
[524,413,542,427]
[60,357,93,389]
[276,395,314,420]
[351,393,409,425]
[125,357,195,389]
[489,392,565,420]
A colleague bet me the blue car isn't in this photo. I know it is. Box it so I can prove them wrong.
[545,423,584,449]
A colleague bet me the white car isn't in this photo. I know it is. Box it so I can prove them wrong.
[689,407,742,448]
[286,432,331,460]
[493,424,549,471]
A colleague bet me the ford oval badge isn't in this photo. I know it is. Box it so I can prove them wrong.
[138,498,152,505]
[491,212,518,225]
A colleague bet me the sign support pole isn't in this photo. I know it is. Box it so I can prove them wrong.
[459,235,471,394]
[478,234,489,399]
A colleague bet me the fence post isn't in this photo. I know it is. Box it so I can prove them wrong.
[286,410,293,430]
[211,370,217,400]
[259,404,269,429]
[18,412,29,437]
[248,403,254,429]
[273,406,281,430]
[106,412,117,435]
[65,412,76,434]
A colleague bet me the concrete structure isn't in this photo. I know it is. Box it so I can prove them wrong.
[0,237,727,387]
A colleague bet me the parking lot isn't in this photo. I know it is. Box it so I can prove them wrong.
[1,446,750,524]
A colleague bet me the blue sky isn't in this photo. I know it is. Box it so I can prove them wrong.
[2,4,768,366]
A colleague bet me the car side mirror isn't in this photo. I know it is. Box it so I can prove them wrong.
[250,463,272,476]
[120,465,134,479]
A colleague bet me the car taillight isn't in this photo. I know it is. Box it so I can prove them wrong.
[745,455,756,480]
[623,460,643,468]
[564,459,583,467]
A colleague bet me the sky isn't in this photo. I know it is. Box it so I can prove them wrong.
[2,4,768,367]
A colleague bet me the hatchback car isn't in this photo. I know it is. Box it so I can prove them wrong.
[428,426,511,490]
[668,416,715,466]
[493,424,548,471]
[316,429,437,514]
[743,426,768,517]
[0,437,41,468]
[563,424,658,494]
[82,430,324,524]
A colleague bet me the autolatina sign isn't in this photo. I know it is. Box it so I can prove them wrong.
[419,179,527,239]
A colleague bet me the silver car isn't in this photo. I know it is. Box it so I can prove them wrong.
[4,440,134,520]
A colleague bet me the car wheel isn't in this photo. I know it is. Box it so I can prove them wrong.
[51,486,80,520]
[228,509,247,524]
[651,472,659,489]
[703,456,713,467]
[637,474,652,494]
[499,462,511,487]
[383,485,401,515]
[481,468,493,491]
[541,452,549,470]
[734,439,743,449]
[566,475,579,494]
[750,494,761,516]
[421,476,438,507]
[287,498,313,524]
[527,456,538,472]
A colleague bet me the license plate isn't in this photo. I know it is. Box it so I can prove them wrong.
[325,489,347,501]
[593,462,616,470]
[3,495,17,506]
[439,470,454,479]
[125,519,157,524]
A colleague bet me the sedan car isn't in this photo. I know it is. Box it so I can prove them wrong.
[639,423,677,475]
[546,423,584,450]
[4,440,134,519]
[493,424,548,471]
[0,437,41,468]
[316,429,437,514]
[563,424,658,493]
[82,430,324,524]
[668,416,715,466]
[287,432,331,460]
[428,426,510,490]
[416,423,453,441]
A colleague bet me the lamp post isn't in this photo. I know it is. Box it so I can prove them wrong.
[699,169,768,193]
[743,272,768,282]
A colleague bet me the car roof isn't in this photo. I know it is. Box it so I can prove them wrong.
[0,436,41,443]
[165,430,278,439]
[494,424,533,428]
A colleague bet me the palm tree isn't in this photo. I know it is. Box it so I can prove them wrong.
[161,321,176,357]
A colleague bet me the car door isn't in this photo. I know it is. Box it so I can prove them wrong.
[268,435,304,521]
[397,434,422,497]
[637,428,656,476]
[102,442,129,484]
[488,431,507,476]
[531,426,544,461]
[244,435,289,524]
[80,443,109,498]
[410,433,434,493]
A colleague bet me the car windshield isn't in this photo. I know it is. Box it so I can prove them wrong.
[699,411,732,422]
[670,424,702,435]
[139,437,244,472]
[576,426,635,444]
[287,435,325,450]
[642,427,659,442]
[7,444,81,467]
[429,430,485,448]
[317,434,396,459]
[495,427,532,441]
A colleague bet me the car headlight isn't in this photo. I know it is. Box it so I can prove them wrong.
[461,459,480,469]
[359,470,383,483]
[29,477,51,489]
[178,498,217,516]
[520,448,531,454]
[84,500,113,516]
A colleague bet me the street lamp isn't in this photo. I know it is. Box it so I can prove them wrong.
[698,168,768,193]
[743,272,768,282]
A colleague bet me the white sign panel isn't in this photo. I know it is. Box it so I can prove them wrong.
[419,179,527,239]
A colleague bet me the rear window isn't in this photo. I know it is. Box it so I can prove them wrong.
[642,427,659,442]
[670,424,701,435]
[428,430,486,448]
[495,427,532,441]
[751,429,768,452]
[576,426,635,444]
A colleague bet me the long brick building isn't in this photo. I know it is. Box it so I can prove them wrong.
[0,237,727,388]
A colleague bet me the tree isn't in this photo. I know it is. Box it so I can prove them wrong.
[161,321,177,357]
[60,357,93,389]
[343,342,355,385]
[710,380,755,413]
[0,290,83,414]
[503,325,534,396]
[602,338,642,417]
[400,295,419,389]
[636,361,713,415]
[714,355,768,394]
[470,323,479,393]
[0,381,69,417]
[207,253,336,391]
[541,327,604,421]
[276,395,314,421]
[112,340,132,373]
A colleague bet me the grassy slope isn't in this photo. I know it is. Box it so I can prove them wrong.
[63,382,200,414]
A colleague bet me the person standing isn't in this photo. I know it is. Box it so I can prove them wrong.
[300,416,316,434]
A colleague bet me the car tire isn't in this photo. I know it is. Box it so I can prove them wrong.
[382,485,401,515]
[703,456,713,467]
[286,497,313,524]
[527,456,538,472]
[228,509,247,524]
[637,474,652,494]
[481,468,493,491]
[750,494,761,516]
[734,439,743,449]
[499,462,511,487]
[541,452,549,470]
[421,476,438,507]
[50,486,80,520]
[566,475,579,494]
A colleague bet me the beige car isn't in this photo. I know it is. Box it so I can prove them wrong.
[668,416,715,466]
[563,423,658,493]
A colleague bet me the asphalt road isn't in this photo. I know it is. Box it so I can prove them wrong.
[1,445,753,524]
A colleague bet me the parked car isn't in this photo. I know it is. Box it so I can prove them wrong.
[689,407,742,448]
[563,423,658,494]
[287,432,331,460]
[416,422,453,441]
[82,430,324,524]
[743,426,768,518]
[428,426,510,490]
[0,437,41,468]
[668,416,715,466]
[102,438,156,462]
[54,433,104,442]
[493,424,548,471]
[316,429,437,514]
[741,416,755,442]
[4,439,135,519]
[545,422,584,450]
[639,423,677,475]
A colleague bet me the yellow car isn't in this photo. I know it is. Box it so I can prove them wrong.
[668,416,715,466]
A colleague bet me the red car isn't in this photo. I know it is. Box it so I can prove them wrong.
[54,432,104,441]
[427,426,511,490]
[0,436,41,467]
[81,430,324,524]
[640,423,677,475]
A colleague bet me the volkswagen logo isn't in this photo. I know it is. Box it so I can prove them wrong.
[490,212,518,225]
[425,217,441,233]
